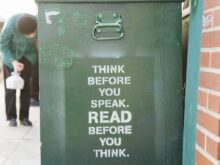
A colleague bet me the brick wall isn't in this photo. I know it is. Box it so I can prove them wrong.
[196,0,220,164]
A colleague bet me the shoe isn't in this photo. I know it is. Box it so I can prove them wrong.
[9,119,17,127]
[20,119,32,126]
[30,98,39,106]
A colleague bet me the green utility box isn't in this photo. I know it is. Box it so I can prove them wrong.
[37,0,183,164]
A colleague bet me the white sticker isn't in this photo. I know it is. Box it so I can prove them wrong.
[45,11,61,24]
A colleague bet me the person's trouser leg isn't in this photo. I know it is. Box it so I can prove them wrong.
[3,65,17,120]
[19,58,31,120]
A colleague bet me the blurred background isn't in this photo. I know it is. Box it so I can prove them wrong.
[0,0,37,21]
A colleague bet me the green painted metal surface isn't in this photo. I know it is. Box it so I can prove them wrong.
[38,2,183,165]
[182,0,203,165]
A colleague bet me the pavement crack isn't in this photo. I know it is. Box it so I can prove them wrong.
[22,127,33,140]
[2,140,20,165]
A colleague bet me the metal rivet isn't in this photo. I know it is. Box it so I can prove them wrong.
[116,28,121,32]
[97,29,102,33]
[113,13,118,18]
[97,14,103,20]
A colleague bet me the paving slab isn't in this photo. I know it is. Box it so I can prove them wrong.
[0,82,41,165]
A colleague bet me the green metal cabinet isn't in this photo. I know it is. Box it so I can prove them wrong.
[37,0,183,164]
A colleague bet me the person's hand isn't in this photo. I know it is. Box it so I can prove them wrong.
[11,60,24,72]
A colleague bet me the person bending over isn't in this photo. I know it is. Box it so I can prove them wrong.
[0,14,37,127]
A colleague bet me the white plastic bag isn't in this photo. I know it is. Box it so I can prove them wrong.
[6,72,24,90]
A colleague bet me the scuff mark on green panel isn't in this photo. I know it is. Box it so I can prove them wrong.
[182,0,203,165]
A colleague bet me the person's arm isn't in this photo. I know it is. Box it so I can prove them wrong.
[11,60,24,72]
[0,20,24,72]
[0,20,15,66]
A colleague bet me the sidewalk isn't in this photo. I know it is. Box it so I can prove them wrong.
[0,81,41,165]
